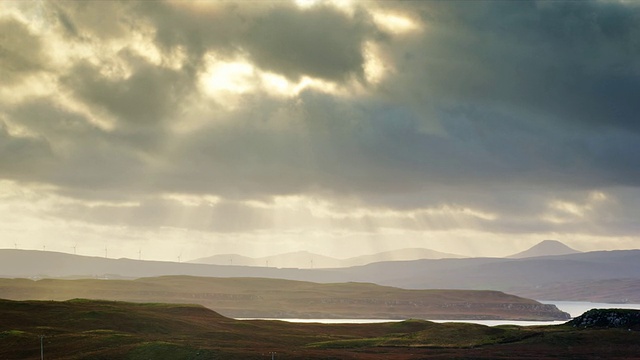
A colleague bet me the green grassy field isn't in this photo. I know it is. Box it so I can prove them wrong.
[0,298,638,359]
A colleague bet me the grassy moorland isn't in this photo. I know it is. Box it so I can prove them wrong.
[0,276,568,320]
[0,299,638,360]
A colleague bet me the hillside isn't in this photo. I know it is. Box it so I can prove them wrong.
[0,249,345,281]
[190,251,343,268]
[339,250,640,302]
[508,278,640,304]
[0,276,569,320]
[2,249,640,303]
[189,248,463,268]
[341,248,465,267]
[508,240,581,258]
[0,299,638,359]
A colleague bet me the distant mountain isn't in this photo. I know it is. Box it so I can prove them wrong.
[341,248,464,267]
[0,249,346,282]
[189,251,342,268]
[340,250,640,302]
[190,248,464,268]
[508,240,581,258]
[188,253,261,267]
[2,248,640,303]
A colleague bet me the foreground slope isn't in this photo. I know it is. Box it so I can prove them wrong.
[0,276,569,320]
[0,299,638,360]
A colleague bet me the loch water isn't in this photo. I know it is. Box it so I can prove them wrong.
[237,301,640,326]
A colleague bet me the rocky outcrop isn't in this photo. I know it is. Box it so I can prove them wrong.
[567,309,640,330]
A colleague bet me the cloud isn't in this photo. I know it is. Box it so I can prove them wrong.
[0,17,47,84]
[0,120,53,179]
[5,98,151,196]
[1,0,640,258]
[243,4,374,81]
[382,1,640,132]
[137,1,244,64]
[138,1,377,82]
[52,1,134,40]
[50,197,274,233]
[61,58,194,128]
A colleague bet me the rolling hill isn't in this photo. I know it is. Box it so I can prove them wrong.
[189,251,342,268]
[340,248,465,266]
[189,248,464,268]
[0,276,569,320]
[2,248,640,303]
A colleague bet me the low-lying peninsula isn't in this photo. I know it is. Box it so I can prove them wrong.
[0,275,569,320]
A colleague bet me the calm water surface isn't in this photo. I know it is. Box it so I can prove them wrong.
[238,301,640,326]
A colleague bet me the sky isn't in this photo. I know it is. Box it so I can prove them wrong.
[1,0,640,262]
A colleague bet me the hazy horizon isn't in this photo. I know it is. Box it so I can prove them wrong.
[0,238,590,263]
[2,1,640,262]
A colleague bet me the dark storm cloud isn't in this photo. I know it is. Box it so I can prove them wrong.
[245,5,374,81]
[384,0,640,132]
[135,1,244,62]
[137,1,375,81]
[349,1,640,195]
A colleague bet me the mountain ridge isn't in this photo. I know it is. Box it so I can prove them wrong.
[2,248,639,303]
[189,248,465,268]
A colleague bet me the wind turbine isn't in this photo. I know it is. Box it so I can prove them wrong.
[14,242,17,250]
[104,246,108,259]
[138,248,142,261]
[73,244,77,255]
